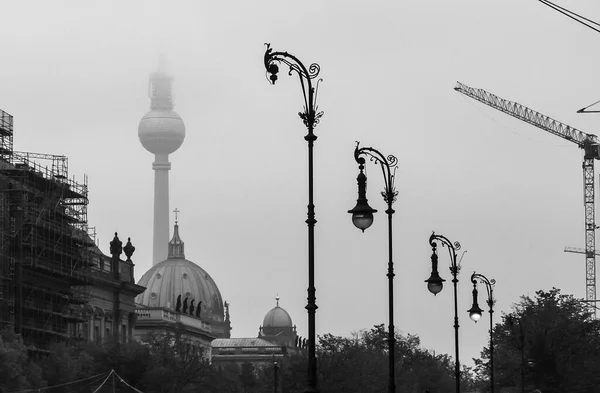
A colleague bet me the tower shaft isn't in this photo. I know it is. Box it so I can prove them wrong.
[153,154,170,265]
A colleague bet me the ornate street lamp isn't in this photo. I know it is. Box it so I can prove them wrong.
[468,272,496,393]
[273,361,279,393]
[263,43,323,393]
[348,141,398,393]
[426,232,463,393]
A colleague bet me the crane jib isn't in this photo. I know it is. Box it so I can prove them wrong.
[454,81,600,153]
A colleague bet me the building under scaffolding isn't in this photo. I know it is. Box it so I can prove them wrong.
[0,108,145,352]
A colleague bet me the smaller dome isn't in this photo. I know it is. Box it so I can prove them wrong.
[138,109,186,155]
[263,304,293,328]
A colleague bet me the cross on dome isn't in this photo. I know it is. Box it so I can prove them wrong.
[276,294,280,307]
[173,208,180,223]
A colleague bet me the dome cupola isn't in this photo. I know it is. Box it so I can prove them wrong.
[262,295,293,328]
[136,222,225,322]
[258,296,297,348]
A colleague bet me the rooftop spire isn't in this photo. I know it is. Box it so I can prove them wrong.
[168,209,185,259]
[149,56,173,110]
[276,294,280,307]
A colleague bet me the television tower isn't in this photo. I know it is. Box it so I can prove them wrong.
[138,58,185,265]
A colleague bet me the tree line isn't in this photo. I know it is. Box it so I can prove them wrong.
[0,326,467,392]
[1,288,598,392]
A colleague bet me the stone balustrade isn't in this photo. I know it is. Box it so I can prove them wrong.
[135,307,211,332]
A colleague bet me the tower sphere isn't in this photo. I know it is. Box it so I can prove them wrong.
[138,109,185,155]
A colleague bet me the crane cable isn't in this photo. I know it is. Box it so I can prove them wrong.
[537,0,600,34]
[538,1,600,112]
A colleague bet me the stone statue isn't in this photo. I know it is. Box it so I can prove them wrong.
[195,301,202,317]
[182,297,189,313]
[175,294,182,312]
[189,299,195,315]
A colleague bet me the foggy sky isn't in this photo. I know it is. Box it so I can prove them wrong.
[1,0,599,367]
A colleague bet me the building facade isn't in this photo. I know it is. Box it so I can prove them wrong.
[0,107,145,352]
[211,297,305,369]
[79,234,146,344]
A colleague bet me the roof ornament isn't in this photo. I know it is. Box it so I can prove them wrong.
[173,207,180,224]
[110,232,122,258]
[168,209,185,259]
[276,294,280,307]
[124,237,135,261]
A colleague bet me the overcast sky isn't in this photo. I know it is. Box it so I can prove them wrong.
[1,0,599,367]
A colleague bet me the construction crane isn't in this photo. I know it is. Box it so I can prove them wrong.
[455,81,600,313]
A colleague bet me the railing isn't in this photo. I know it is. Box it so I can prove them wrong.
[135,307,212,332]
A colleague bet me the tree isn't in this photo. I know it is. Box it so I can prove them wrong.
[140,332,213,393]
[476,288,600,393]
[38,342,92,393]
[310,324,460,393]
[0,329,45,392]
[239,362,258,393]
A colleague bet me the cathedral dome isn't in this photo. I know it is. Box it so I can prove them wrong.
[138,109,185,155]
[262,298,293,328]
[136,224,225,321]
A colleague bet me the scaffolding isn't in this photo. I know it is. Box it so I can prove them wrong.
[0,109,13,160]
[0,108,96,351]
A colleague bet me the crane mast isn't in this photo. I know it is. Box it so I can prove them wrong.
[455,81,600,313]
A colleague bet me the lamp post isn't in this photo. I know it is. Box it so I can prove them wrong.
[467,272,496,393]
[273,361,279,393]
[348,142,398,393]
[264,44,323,393]
[425,232,462,393]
